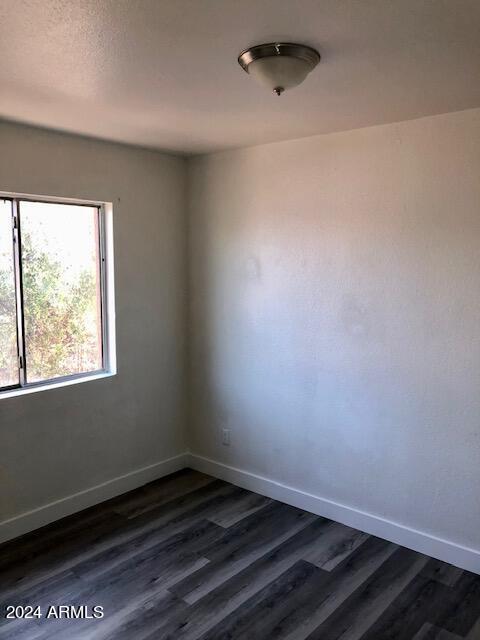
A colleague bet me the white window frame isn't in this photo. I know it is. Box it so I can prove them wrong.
[0,191,116,399]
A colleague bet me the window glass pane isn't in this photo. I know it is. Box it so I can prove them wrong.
[0,200,19,388]
[20,201,103,382]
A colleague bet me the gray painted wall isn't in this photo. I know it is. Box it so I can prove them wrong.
[0,121,187,521]
[188,108,480,551]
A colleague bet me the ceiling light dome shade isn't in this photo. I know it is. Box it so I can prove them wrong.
[238,43,320,95]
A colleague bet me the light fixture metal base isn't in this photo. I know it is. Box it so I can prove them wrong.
[238,42,320,73]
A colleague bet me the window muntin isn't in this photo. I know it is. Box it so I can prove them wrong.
[0,200,19,388]
[0,196,109,392]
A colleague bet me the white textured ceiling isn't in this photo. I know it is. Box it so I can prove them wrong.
[0,0,479,154]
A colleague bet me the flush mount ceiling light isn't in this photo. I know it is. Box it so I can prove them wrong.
[238,42,320,96]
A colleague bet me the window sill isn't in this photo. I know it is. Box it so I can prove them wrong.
[0,371,116,400]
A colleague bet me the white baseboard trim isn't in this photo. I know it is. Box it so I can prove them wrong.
[4,450,479,575]
[187,453,480,575]
[0,452,188,545]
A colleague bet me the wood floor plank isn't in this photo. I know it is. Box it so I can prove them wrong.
[359,575,451,640]
[170,501,316,604]
[131,518,333,640]
[280,536,399,640]
[304,546,429,640]
[421,559,464,587]
[196,560,323,640]
[0,492,248,640]
[178,518,317,607]
[199,536,397,640]
[113,469,216,519]
[60,482,248,583]
[75,519,221,585]
[412,623,463,640]
[0,481,232,597]
[202,501,314,563]
[431,570,480,637]
[0,570,85,640]
[0,506,118,572]
[0,470,206,572]
[2,554,200,640]
[1,618,47,640]
[0,512,127,598]
[33,536,211,640]
[466,614,480,639]
[207,491,271,528]
[302,521,370,571]
[100,591,188,640]
[72,518,221,582]
[0,480,237,607]
[38,588,181,640]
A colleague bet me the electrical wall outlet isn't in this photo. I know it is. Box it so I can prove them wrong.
[222,428,231,446]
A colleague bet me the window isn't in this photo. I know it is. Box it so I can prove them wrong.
[0,196,114,393]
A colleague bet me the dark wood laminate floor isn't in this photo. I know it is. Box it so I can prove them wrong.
[1,469,479,640]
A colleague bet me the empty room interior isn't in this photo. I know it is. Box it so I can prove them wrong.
[1,1,480,638]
